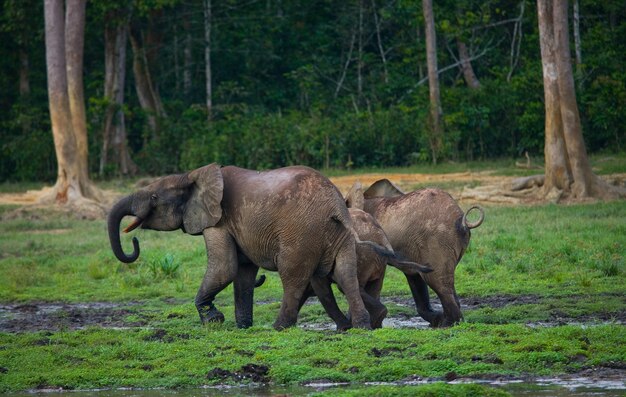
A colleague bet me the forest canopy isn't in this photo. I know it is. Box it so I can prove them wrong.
[1,0,624,182]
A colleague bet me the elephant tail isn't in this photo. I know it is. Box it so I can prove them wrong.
[463,206,485,229]
[331,214,396,259]
[387,255,433,276]
[254,274,267,288]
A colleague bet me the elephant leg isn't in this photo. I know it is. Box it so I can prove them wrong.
[195,228,238,325]
[405,273,439,325]
[233,261,259,329]
[363,278,387,329]
[426,280,462,328]
[310,277,351,331]
[297,283,315,311]
[332,241,371,329]
[273,271,314,330]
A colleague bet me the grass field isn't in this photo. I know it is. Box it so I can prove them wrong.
[0,158,625,395]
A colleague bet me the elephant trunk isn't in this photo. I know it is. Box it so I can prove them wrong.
[107,195,141,263]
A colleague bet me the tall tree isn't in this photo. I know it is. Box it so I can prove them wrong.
[456,38,480,89]
[422,0,443,164]
[101,8,136,177]
[42,0,102,205]
[537,0,619,200]
[129,12,166,137]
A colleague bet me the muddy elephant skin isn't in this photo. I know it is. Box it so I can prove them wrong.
[347,179,484,327]
[108,164,373,330]
[297,206,433,330]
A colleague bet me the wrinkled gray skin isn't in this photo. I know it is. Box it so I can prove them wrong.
[107,164,373,330]
[297,207,433,330]
[346,179,484,328]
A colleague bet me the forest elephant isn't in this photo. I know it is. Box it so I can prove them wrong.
[295,206,433,330]
[345,179,484,327]
[107,164,383,330]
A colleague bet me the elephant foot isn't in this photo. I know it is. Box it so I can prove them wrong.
[236,319,253,329]
[427,312,461,328]
[197,304,225,325]
[336,320,352,332]
[350,312,372,330]
[370,306,388,329]
[273,317,297,331]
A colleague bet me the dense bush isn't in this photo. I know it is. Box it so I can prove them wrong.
[0,0,624,180]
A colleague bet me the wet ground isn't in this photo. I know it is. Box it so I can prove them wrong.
[1,294,624,333]
[5,373,626,396]
[1,295,624,395]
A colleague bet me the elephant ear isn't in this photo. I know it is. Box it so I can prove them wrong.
[183,163,224,235]
[345,182,364,209]
[363,179,405,199]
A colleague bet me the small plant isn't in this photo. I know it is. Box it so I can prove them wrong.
[146,253,181,279]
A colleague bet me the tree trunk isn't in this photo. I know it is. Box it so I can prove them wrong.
[457,39,480,89]
[19,49,30,97]
[203,0,213,120]
[552,0,594,197]
[572,0,582,85]
[538,0,571,196]
[537,0,621,201]
[43,0,101,205]
[130,20,165,137]
[183,3,192,98]
[101,14,137,177]
[65,0,91,192]
[422,0,443,164]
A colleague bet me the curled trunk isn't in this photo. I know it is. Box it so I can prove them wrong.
[107,195,140,263]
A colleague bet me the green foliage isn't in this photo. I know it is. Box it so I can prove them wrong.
[1,0,625,180]
[146,253,181,279]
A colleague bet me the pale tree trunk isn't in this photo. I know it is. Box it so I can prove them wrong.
[422,0,443,164]
[537,0,621,201]
[538,0,571,196]
[42,0,102,206]
[203,0,213,120]
[65,0,92,194]
[457,39,480,89]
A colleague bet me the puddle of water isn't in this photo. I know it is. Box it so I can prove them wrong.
[10,376,625,397]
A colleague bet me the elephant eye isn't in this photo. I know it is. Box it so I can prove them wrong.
[150,194,158,203]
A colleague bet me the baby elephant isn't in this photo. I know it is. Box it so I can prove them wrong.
[297,207,432,330]
[346,179,484,328]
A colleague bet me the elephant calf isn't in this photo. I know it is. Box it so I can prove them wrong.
[296,207,432,330]
[346,179,484,327]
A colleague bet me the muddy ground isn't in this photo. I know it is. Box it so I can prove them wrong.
[1,294,624,334]
[1,296,624,392]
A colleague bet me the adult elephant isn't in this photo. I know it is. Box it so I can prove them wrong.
[346,180,484,327]
[108,164,377,330]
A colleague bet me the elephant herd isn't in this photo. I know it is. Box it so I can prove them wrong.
[107,164,484,330]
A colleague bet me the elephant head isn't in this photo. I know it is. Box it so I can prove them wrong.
[107,163,224,263]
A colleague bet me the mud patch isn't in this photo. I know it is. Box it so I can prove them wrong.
[206,364,270,383]
[0,302,147,333]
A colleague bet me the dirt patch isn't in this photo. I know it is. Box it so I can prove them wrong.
[206,364,270,383]
[0,302,147,333]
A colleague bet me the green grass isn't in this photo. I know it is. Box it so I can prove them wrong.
[0,160,625,394]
